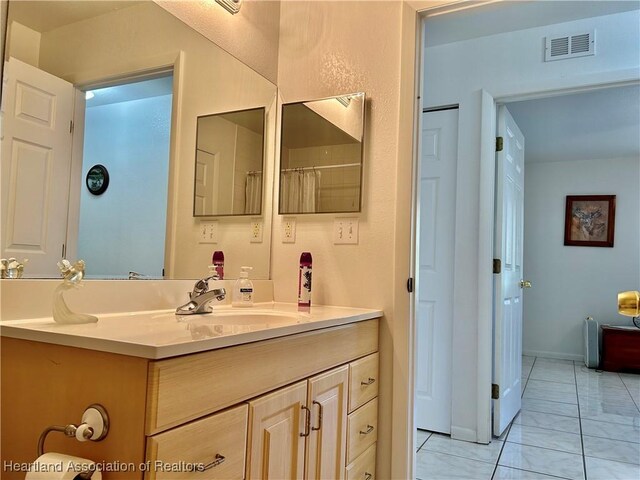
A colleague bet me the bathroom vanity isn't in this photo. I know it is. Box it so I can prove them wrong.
[1,304,381,480]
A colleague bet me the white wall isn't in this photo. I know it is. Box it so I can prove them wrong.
[523,156,640,360]
[78,94,172,278]
[423,10,640,441]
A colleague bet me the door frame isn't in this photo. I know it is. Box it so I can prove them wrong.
[64,52,184,277]
[398,2,640,478]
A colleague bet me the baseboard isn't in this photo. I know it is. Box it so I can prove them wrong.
[450,426,477,443]
[523,349,583,362]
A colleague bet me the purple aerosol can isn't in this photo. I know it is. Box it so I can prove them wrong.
[298,252,312,311]
[212,251,224,279]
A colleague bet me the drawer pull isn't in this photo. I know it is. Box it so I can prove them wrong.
[359,424,375,435]
[364,473,373,480]
[201,454,225,471]
[360,377,376,386]
[312,400,323,431]
[300,405,311,437]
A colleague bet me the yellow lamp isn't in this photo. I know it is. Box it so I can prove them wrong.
[618,290,640,328]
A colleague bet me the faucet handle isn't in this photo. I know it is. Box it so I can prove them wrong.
[191,274,221,297]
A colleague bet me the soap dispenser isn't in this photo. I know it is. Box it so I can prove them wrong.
[232,266,254,307]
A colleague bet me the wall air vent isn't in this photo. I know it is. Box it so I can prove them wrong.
[545,30,595,62]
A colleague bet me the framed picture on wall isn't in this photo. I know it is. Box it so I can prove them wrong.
[564,195,616,247]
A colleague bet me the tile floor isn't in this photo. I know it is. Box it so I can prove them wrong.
[416,356,640,479]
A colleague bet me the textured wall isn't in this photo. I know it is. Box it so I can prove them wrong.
[155,0,280,84]
[275,2,403,477]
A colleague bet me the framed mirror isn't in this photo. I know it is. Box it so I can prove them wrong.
[194,107,265,217]
[1,0,277,280]
[279,92,365,214]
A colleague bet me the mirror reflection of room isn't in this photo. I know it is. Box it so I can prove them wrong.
[194,108,265,217]
[279,93,365,214]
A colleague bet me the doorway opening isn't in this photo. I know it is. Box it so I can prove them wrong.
[77,74,173,278]
[412,1,639,478]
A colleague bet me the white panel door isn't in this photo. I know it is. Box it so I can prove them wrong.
[415,108,458,433]
[194,149,219,215]
[1,57,74,276]
[493,105,525,436]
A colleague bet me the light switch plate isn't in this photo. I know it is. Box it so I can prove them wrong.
[199,221,218,243]
[250,219,263,243]
[282,218,296,243]
[333,218,359,245]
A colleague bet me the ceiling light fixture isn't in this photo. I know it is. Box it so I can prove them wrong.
[85,91,95,100]
[215,0,242,15]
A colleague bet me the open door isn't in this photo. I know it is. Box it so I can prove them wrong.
[1,57,74,276]
[493,105,526,436]
[415,108,458,433]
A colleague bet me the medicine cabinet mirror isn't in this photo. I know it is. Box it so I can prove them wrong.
[2,0,277,280]
[194,107,265,217]
[279,92,365,214]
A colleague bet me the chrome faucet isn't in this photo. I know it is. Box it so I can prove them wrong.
[176,274,226,315]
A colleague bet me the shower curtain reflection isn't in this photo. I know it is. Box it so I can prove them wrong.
[280,169,322,214]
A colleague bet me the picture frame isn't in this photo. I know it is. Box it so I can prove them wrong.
[564,195,616,247]
[86,164,110,196]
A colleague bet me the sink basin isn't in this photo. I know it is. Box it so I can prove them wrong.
[177,309,309,326]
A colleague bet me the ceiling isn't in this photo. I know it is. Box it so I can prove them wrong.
[282,103,359,150]
[86,75,173,108]
[8,1,143,33]
[425,1,640,47]
[506,84,640,164]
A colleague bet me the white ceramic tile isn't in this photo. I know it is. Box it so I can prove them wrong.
[498,443,584,480]
[513,411,581,434]
[493,466,570,480]
[523,389,578,405]
[521,397,579,417]
[415,450,495,480]
[578,389,636,406]
[526,379,577,394]
[507,424,582,454]
[582,435,640,465]
[578,395,639,414]
[585,456,640,480]
[422,433,504,464]
[529,367,576,384]
[535,358,575,366]
[581,418,640,443]
[417,429,431,451]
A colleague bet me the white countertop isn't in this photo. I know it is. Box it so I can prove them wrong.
[0,302,382,359]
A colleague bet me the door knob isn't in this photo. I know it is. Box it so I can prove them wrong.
[520,280,532,289]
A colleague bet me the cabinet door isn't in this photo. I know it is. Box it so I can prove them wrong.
[306,365,349,480]
[247,381,307,480]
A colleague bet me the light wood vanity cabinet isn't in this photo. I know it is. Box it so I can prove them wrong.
[1,319,379,480]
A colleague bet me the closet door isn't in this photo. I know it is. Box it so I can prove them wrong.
[305,366,349,480]
[246,381,307,480]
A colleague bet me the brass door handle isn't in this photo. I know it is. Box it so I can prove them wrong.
[520,280,532,289]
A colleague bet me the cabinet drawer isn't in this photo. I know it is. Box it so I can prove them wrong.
[346,443,376,480]
[346,398,378,464]
[145,404,247,480]
[349,353,379,412]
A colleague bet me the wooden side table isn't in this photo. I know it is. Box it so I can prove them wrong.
[601,325,640,372]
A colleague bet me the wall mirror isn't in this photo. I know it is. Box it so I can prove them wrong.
[279,92,365,214]
[194,107,265,217]
[1,0,277,280]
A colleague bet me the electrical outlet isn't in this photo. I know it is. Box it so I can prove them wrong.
[282,217,296,243]
[250,219,263,243]
[199,221,218,243]
[333,218,359,245]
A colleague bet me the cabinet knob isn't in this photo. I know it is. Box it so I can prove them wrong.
[364,473,373,480]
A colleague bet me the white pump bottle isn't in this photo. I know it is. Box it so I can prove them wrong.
[232,266,254,307]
